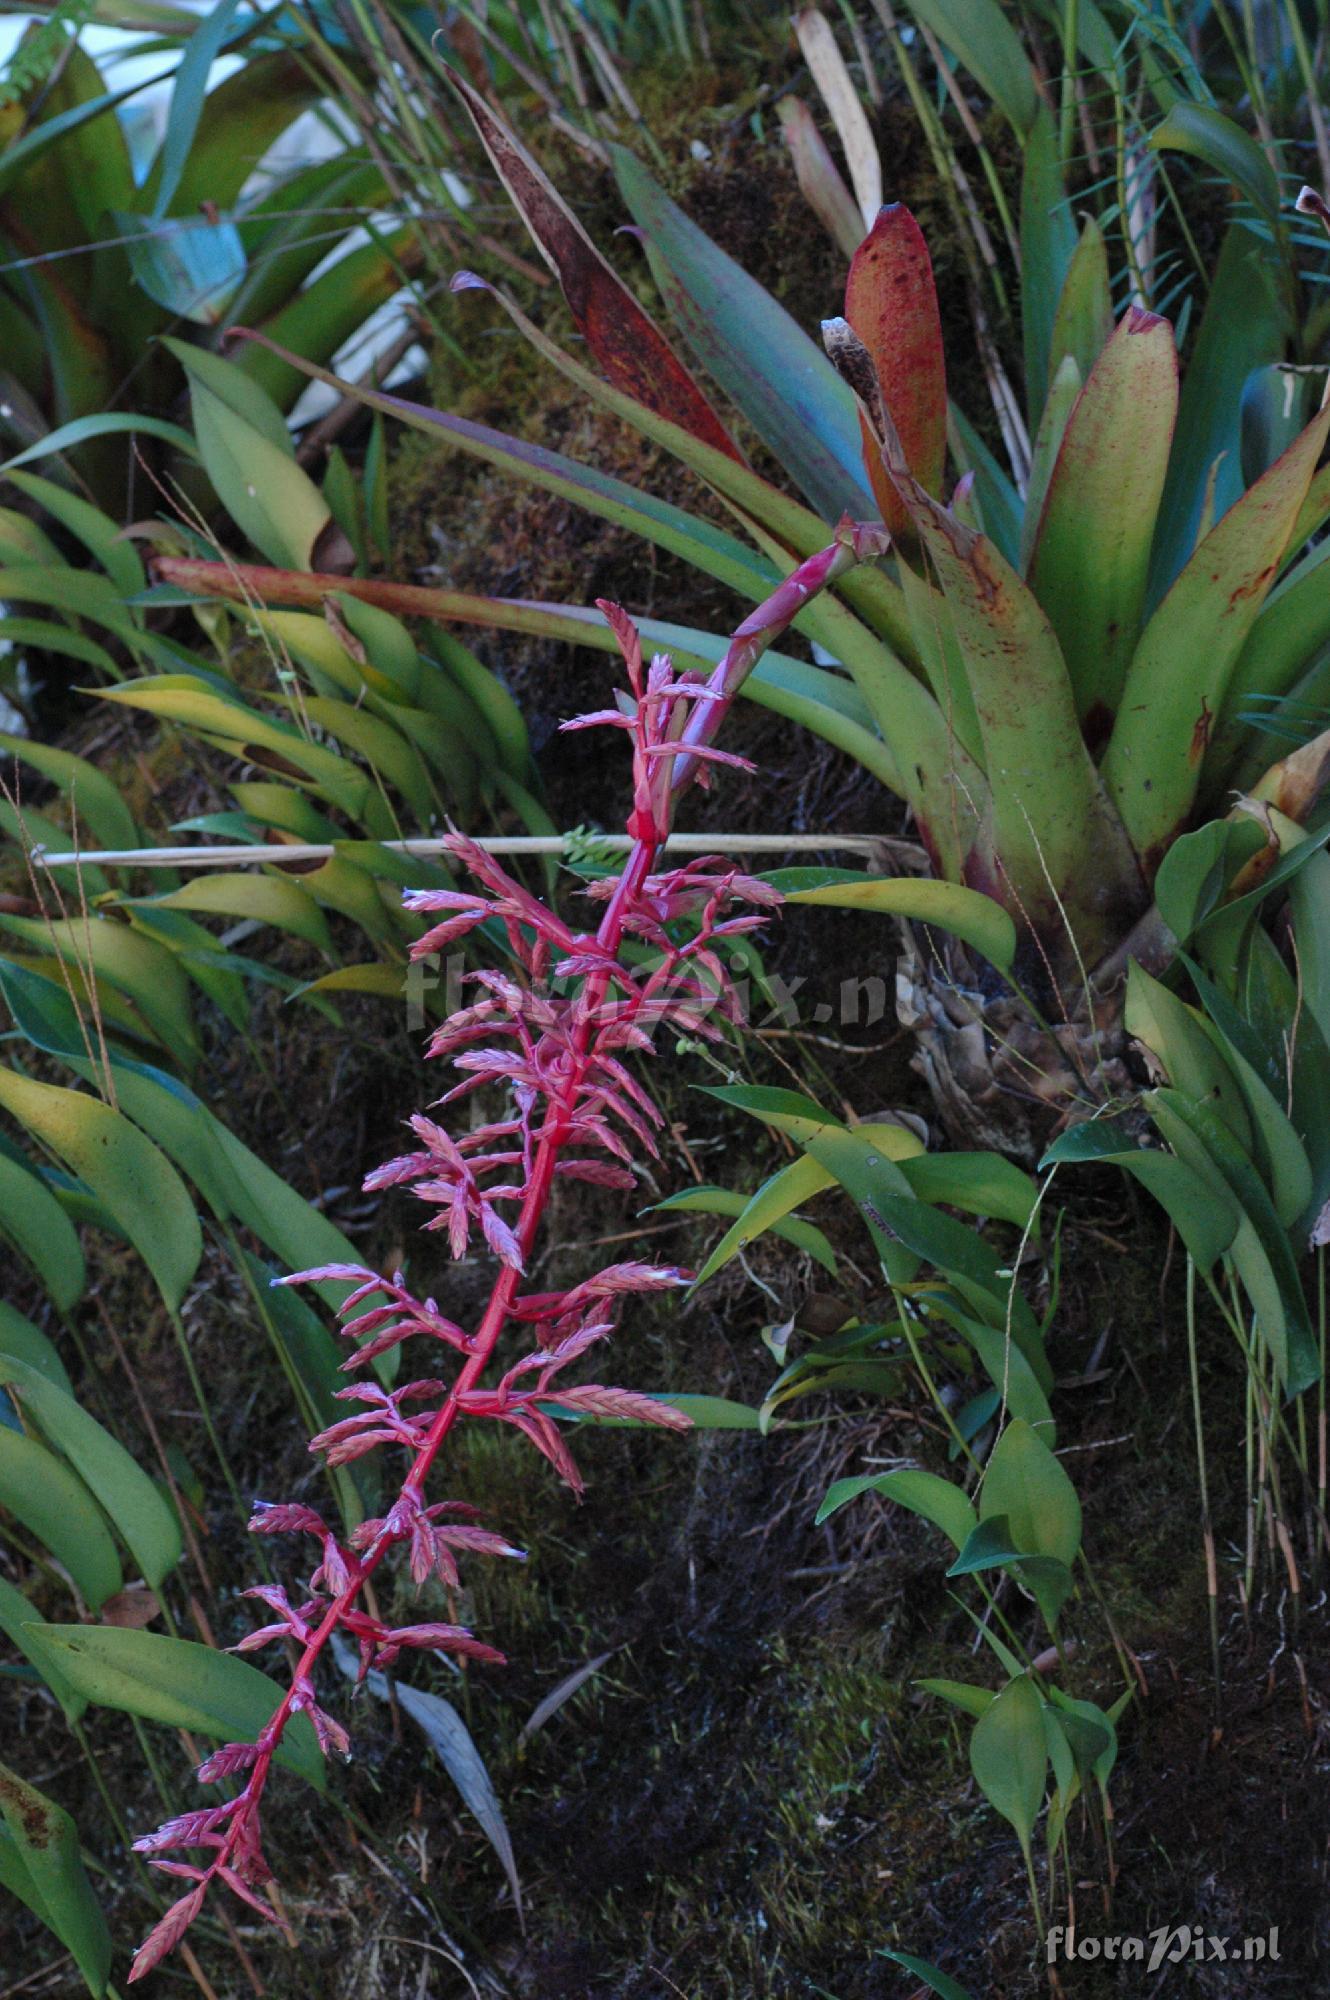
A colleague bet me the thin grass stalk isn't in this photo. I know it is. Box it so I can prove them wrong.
[1185,1258,1222,1715]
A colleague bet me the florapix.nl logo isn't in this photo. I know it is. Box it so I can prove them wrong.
[1047,1924,1280,1971]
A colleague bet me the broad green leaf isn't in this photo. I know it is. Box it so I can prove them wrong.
[899,1152,1038,1231]
[979,1419,1080,1566]
[0,730,138,850]
[3,470,144,598]
[969,1673,1047,1853]
[914,1680,996,1720]
[0,1304,72,1395]
[1041,1115,1239,1270]
[1212,549,1330,784]
[0,1068,201,1310]
[878,1948,975,2000]
[1028,308,1178,727]
[188,380,333,569]
[0,1577,84,1719]
[786,873,1016,972]
[898,0,1038,133]
[94,677,367,816]
[1192,1015,1311,1228]
[1148,101,1281,224]
[0,1760,110,1995]
[28,1626,325,1787]
[703,1084,1046,1367]
[815,1467,977,1549]
[0,1428,121,1609]
[0,1355,180,1588]
[946,1514,1073,1622]
[0,1150,85,1309]
[1045,1688,1115,1782]
[146,0,246,218]
[138,873,333,954]
[610,146,876,523]
[1104,398,1330,862]
[1125,963,1253,1151]
[656,1178,838,1276]
[891,489,1138,961]
[944,1309,1055,1440]
[1153,819,1267,947]
[0,911,197,1069]
[299,697,434,823]
[160,336,296,454]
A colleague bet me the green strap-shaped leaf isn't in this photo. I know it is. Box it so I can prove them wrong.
[28,1626,325,1788]
[0,1304,72,1395]
[1020,103,1076,428]
[0,912,197,1069]
[610,145,877,524]
[0,1150,85,1310]
[887,475,1140,961]
[1146,222,1288,600]
[897,0,1038,133]
[0,1067,201,1311]
[1047,217,1114,390]
[0,1354,181,1588]
[3,469,144,598]
[1149,1088,1318,1393]
[0,1428,121,1609]
[0,961,389,1328]
[816,1466,977,1548]
[94,677,368,818]
[654,1176,839,1278]
[1103,398,1330,864]
[1211,550,1330,785]
[138,872,334,955]
[0,1577,84,1719]
[0,729,138,849]
[785,873,1016,973]
[1028,308,1178,728]
[0,1760,111,1996]
[1041,1114,1240,1271]
[1148,101,1281,226]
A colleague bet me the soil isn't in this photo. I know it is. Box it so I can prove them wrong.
[2,48,1327,2000]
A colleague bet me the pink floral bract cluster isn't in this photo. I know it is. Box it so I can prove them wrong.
[126,603,782,1980]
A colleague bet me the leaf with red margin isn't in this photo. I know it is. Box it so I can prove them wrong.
[444,66,741,462]
[845,204,947,540]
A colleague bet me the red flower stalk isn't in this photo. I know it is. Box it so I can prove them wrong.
[128,522,885,1981]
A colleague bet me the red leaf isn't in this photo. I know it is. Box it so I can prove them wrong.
[444,67,742,462]
[844,204,947,539]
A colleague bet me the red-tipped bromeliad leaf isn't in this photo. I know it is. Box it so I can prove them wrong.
[443,67,742,464]
[844,204,947,542]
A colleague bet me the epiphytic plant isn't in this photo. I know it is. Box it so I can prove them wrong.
[110,526,879,1981]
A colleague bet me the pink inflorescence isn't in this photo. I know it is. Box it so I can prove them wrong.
[127,603,782,1980]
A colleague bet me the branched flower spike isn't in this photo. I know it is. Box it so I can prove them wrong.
[129,526,883,1981]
